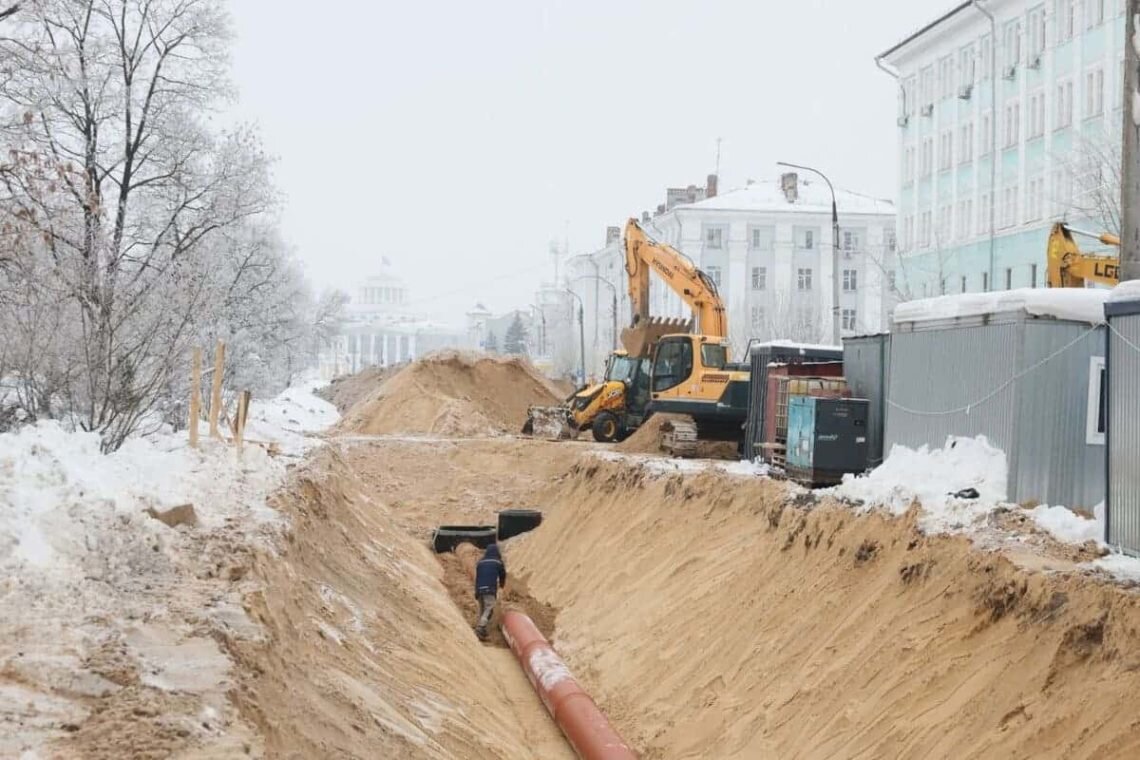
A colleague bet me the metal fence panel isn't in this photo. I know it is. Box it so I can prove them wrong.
[842,334,889,467]
[1109,311,1140,553]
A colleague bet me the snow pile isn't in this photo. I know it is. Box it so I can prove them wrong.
[830,436,1008,534]
[893,288,1110,326]
[1029,503,1103,546]
[245,375,339,455]
[1109,279,1140,303]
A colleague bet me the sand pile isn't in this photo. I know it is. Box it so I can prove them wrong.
[227,447,571,759]
[512,460,1140,759]
[339,352,561,437]
[316,364,404,413]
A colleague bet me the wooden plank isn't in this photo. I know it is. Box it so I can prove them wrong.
[234,390,251,455]
[208,340,225,440]
[189,347,201,449]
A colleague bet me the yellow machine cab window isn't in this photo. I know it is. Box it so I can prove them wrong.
[652,338,692,392]
[700,343,727,370]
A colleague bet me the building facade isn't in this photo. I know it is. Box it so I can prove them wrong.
[880,0,1126,299]
[563,175,897,375]
[318,264,469,380]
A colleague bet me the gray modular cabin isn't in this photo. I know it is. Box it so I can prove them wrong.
[883,289,1108,510]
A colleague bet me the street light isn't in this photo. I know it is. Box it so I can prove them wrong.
[778,161,841,347]
[563,288,586,385]
[570,274,619,354]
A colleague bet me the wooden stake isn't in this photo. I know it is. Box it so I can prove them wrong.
[189,347,201,448]
[208,340,225,440]
[235,390,251,455]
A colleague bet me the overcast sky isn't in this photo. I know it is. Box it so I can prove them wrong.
[229,0,948,323]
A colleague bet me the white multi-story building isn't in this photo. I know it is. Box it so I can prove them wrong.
[879,0,1125,298]
[564,174,897,376]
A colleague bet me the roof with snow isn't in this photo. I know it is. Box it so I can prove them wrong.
[680,179,894,217]
[893,288,1110,326]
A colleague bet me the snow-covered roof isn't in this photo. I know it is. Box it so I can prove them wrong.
[750,339,842,354]
[893,288,1111,326]
[682,179,895,217]
[1109,280,1140,303]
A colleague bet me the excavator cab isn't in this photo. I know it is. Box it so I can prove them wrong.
[647,334,751,443]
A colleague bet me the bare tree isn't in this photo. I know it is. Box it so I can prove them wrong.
[0,1,281,449]
[1054,126,1122,235]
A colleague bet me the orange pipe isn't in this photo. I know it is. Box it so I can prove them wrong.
[500,610,637,760]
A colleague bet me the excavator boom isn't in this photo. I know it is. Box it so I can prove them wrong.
[621,218,726,356]
[1046,222,1120,289]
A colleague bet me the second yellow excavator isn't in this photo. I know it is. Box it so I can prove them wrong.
[622,219,751,454]
[1046,222,1120,288]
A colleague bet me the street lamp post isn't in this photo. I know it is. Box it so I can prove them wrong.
[778,161,841,346]
[570,274,619,354]
[564,288,586,385]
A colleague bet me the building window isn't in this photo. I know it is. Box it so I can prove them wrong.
[1028,5,1046,60]
[843,230,861,252]
[1028,90,1045,138]
[705,228,723,249]
[1052,168,1073,215]
[919,210,932,247]
[903,145,916,183]
[1005,267,1013,290]
[978,192,991,232]
[1002,184,1019,228]
[1087,356,1106,445]
[961,275,968,293]
[982,271,990,291]
[800,230,814,250]
[885,229,897,253]
[920,137,934,176]
[751,266,767,290]
[1086,0,1106,29]
[980,34,992,80]
[920,65,935,108]
[797,268,814,291]
[888,270,898,292]
[750,227,772,249]
[959,45,976,89]
[938,203,952,242]
[1031,263,1038,287]
[959,121,975,163]
[750,305,766,330]
[843,269,858,292]
[939,130,954,170]
[980,112,993,154]
[1085,68,1104,118]
[1003,20,1022,73]
[1055,80,1073,128]
[706,265,722,286]
[1026,175,1045,221]
[901,215,913,250]
[1004,99,1021,147]
[938,56,955,100]
[1056,0,1076,42]
[903,75,917,116]
[957,198,974,238]
[842,309,857,332]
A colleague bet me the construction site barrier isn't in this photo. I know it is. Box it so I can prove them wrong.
[500,610,637,760]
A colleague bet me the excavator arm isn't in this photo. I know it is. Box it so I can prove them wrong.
[1046,222,1120,288]
[621,218,727,356]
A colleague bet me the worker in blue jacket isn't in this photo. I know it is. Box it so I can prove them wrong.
[474,543,507,640]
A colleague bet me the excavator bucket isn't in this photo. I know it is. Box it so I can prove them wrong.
[619,316,693,357]
[522,405,575,439]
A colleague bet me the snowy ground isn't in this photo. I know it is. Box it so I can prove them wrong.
[0,377,338,758]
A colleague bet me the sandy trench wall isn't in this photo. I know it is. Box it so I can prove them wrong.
[512,460,1140,760]
[225,447,559,760]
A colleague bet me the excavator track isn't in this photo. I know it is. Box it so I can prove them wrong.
[660,416,700,458]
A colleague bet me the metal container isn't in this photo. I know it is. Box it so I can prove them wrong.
[1107,298,1140,554]
[743,341,844,460]
[786,396,870,487]
[887,311,1105,509]
[842,334,890,467]
[759,363,845,463]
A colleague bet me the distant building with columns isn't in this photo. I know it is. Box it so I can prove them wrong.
[318,262,469,380]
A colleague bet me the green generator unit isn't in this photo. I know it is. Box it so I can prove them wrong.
[786,396,870,487]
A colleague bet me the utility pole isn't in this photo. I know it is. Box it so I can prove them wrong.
[1123,2,1140,280]
[778,161,842,345]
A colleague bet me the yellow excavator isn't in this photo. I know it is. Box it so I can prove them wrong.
[523,349,652,442]
[622,219,751,455]
[1046,222,1120,287]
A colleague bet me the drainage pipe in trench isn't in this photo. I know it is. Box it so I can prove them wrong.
[500,610,637,760]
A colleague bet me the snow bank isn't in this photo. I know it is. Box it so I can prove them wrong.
[829,436,1008,534]
[1110,279,1140,303]
[893,288,1111,326]
[1029,503,1103,545]
[245,374,339,456]
[593,450,771,478]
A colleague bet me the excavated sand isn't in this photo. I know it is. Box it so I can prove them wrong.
[338,352,561,437]
[511,460,1140,759]
[226,447,572,759]
[316,364,404,413]
[617,413,738,459]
